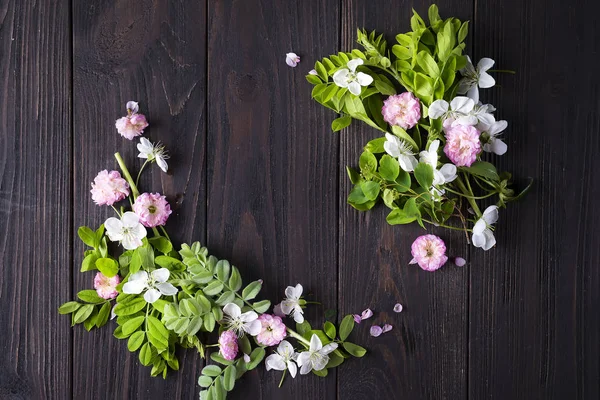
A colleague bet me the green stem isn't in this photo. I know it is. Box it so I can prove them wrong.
[422,219,472,232]
[136,159,150,188]
[444,186,496,200]
[488,69,516,74]
[111,205,122,217]
[114,152,140,199]
[455,175,481,217]
[160,226,172,242]
[152,227,161,237]
[286,327,311,347]
[278,369,287,388]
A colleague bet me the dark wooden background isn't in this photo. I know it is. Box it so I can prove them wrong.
[1,0,599,399]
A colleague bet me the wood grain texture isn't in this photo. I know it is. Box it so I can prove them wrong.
[338,1,472,399]
[207,0,340,398]
[469,0,600,399]
[0,0,72,398]
[72,1,206,398]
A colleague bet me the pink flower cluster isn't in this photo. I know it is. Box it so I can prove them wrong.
[132,192,172,227]
[90,170,130,206]
[115,103,149,140]
[94,272,120,299]
[255,314,287,346]
[381,92,421,130]
[218,330,238,361]
[443,119,481,167]
[409,234,448,271]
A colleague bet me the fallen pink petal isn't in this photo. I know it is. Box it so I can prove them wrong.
[353,314,362,324]
[370,325,383,337]
[285,52,300,67]
[360,308,373,320]
[393,303,403,313]
[454,257,467,267]
[382,324,393,333]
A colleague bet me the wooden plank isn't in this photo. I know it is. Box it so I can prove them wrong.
[72,1,207,398]
[0,1,72,398]
[207,0,339,398]
[338,2,472,399]
[469,0,600,398]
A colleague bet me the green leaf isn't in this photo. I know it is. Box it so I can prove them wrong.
[241,280,262,301]
[379,155,400,181]
[324,321,336,339]
[359,150,377,176]
[386,207,416,225]
[148,236,173,254]
[127,331,146,351]
[365,137,386,154]
[215,260,231,282]
[461,161,500,181]
[122,315,145,336]
[73,304,94,324]
[238,335,252,355]
[332,116,352,132]
[95,257,119,278]
[339,315,355,341]
[78,226,97,248]
[312,368,328,377]
[80,252,99,272]
[222,365,237,391]
[96,302,111,328]
[306,74,322,85]
[390,125,418,151]
[414,73,434,100]
[437,21,456,62]
[147,315,170,350]
[211,353,234,366]
[252,299,271,314]
[246,347,265,370]
[138,246,155,269]
[343,342,367,357]
[155,255,184,271]
[346,166,361,185]
[203,313,216,332]
[392,45,412,60]
[198,375,213,388]
[326,352,345,368]
[98,237,108,258]
[114,296,146,316]
[204,281,224,296]
[428,4,441,27]
[416,51,440,77]
[315,61,328,81]
[187,316,203,336]
[296,321,312,336]
[77,289,104,304]
[395,169,411,192]
[58,301,81,314]
[374,79,396,96]
[202,365,222,377]
[139,342,153,366]
[414,162,434,189]
[360,181,380,201]
[458,21,469,43]
[228,267,242,292]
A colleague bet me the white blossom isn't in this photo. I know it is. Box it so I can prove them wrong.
[472,205,499,250]
[286,52,300,67]
[296,334,338,375]
[383,133,418,172]
[279,284,305,323]
[222,303,261,337]
[457,56,495,103]
[104,212,147,250]
[479,119,508,155]
[122,268,178,303]
[137,137,169,173]
[265,340,299,378]
[333,59,373,96]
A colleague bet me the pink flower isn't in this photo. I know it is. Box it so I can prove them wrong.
[115,102,149,140]
[255,314,287,347]
[90,170,130,206]
[132,192,172,227]
[94,272,120,299]
[443,119,481,167]
[286,52,300,67]
[409,234,448,271]
[218,330,238,361]
[381,92,421,129]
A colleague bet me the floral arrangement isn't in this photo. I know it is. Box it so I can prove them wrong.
[59,102,366,399]
[307,5,530,259]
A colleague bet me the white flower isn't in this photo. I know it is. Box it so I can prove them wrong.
[265,340,298,378]
[419,140,457,186]
[429,96,477,126]
[286,52,300,67]
[279,284,305,323]
[126,101,139,114]
[472,205,499,250]
[479,119,508,155]
[471,102,496,126]
[457,56,495,103]
[296,334,338,375]
[122,268,178,303]
[222,303,262,337]
[383,133,418,172]
[333,58,373,96]
[137,137,169,173]
[104,211,147,250]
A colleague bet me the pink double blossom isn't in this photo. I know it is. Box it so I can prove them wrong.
[255,314,287,347]
[132,193,172,228]
[218,330,239,361]
[443,119,481,167]
[381,92,421,129]
[94,272,120,299]
[90,170,130,206]
[409,234,448,271]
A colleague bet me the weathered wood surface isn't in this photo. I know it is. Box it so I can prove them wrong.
[1,0,598,399]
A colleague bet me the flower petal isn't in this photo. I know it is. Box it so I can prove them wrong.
[299,361,313,375]
[483,205,499,225]
[287,361,298,378]
[393,303,403,313]
[382,324,393,333]
[355,72,373,86]
[460,55,476,75]
[454,257,467,267]
[348,81,362,96]
[144,288,161,303]
[439,163,457,183]
[156,282,178,296]
[223,303,241,318]
[477,57,495,72]
[456,78,473,95]
[450,96,475,114]
[466,85,479,103]
[472,231,486,248]
[239,310,258,323]
[489,120,508,136]
[347,58,363,72]
[122,278,147,294]
[121,234,143,250]
[278,340,294,355]
[244,319,263,336]
[151,268,170,283]
[309,334,322,351]
[482,229,496,250]
[473,219,487,235]
[312,355,329,371]
[321,343,338,354]
[398,154,418,172]
[126,101,139,114]
[361,308,373,320]
[265,354,286,371]
[104,217,124,240]
[370,325,383,337]
[428,100,449,119]
[121,211,140,228]
[488,139,507,155]
[333,69,349,88]
[156,156,168,173]
[478,71,495,89]
[292,309,304,323]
